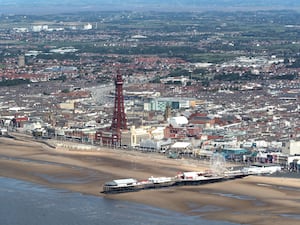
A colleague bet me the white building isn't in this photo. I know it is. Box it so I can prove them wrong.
[32,25,48,32]
[150,126,165,140]
[83,23,92,30]
[0,128,8,136]
[121,126,150,147]
[283,140,300,155]
[168,116,188,127]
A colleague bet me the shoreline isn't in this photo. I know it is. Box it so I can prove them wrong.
[1,136,300,225]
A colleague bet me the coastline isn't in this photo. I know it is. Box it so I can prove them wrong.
[1,136,300,225]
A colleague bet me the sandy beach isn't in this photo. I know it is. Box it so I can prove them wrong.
[1,135,300,225]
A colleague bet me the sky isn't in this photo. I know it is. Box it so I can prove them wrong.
[1,0,300,14]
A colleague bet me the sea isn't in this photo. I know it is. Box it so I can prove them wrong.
[0,177,240,225]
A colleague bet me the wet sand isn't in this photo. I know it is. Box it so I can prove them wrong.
[1,135,300,225]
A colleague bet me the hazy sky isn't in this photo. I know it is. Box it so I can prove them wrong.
[1,0,300,14]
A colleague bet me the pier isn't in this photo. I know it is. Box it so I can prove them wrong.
[102,170,248,194]
[102,163,283,194]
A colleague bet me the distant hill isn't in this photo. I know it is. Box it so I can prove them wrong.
[1,0,300,14]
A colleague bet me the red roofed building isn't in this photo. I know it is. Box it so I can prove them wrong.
[14,117,29,127]
[189,113,215,127]
[164,125,202,140]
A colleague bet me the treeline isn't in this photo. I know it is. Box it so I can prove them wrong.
[287,58,300,68]
[271,74,297,80]
[36,53,79,61]
[79,45,200,56]
[214,73,260,81]
[214,72,297,81]
[0,79,31,86]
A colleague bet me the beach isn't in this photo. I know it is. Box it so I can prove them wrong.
[1,135,300,225]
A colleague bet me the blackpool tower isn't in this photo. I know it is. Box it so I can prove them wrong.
[110,72,127,145]
[95,71,127,146]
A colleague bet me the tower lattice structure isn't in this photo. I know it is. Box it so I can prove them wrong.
[111,72,127,143]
